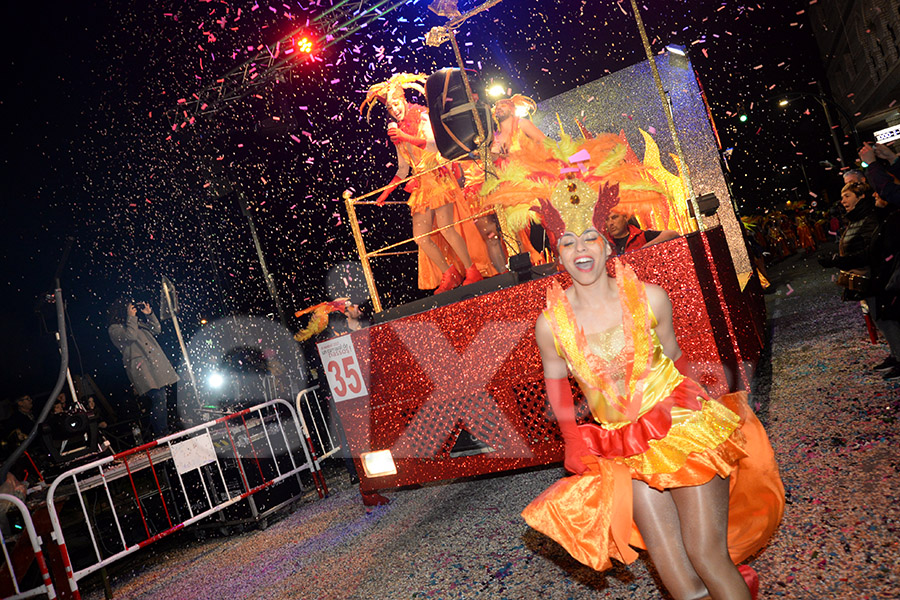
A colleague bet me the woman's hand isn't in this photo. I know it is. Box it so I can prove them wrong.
[128,303,138,317]
[387,127,426,149]
[139,302,152,315]
[859,142,877,165]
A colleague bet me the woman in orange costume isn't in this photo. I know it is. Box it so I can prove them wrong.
[361,73,491,293]
[522,180,784,600]
[795,215,816,253]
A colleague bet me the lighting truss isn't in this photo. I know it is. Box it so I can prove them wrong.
[165,0,413,132]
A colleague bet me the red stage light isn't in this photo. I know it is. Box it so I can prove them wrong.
[296,36,314,54]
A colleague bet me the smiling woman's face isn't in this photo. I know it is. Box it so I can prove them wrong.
[558,228,608,285]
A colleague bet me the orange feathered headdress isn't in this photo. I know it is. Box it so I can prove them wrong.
[293,298,349,342]
[359,73,427,121]
[491,94,536,125]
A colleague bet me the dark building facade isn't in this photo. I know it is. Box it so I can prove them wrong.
[808,0,900,142]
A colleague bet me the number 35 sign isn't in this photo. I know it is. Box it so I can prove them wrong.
[316,335,368,402]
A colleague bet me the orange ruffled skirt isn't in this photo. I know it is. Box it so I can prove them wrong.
[521,392,784,572]
[408,169,498,289]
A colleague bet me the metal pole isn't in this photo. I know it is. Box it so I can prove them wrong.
[797,162,811,195]
[237,192,290,328]
[627,0,702,231]
[816,96,846,168]
[343,191,382,313]
[163,279,198,391]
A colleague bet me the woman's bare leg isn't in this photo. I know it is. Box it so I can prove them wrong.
[671,476,751,600]
[475,215,508,273]
[632,480,710,600]
[434,203,473,268]
[412,209,448,271]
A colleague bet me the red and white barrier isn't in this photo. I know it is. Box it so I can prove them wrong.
[45,398,321,599]
[0,493,57,600]
[296,384,345,496]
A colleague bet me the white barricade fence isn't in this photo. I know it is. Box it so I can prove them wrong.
[46,399,323,599]
[296,385,343,468]
[0,493,57,600]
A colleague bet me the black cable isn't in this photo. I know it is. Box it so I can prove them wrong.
[1,284,70,483]
[64,302,86,390]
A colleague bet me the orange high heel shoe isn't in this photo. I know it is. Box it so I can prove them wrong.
[462,264,483,285]
[434,265,463,294]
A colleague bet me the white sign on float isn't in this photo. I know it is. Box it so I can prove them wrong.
[317,335,368,402]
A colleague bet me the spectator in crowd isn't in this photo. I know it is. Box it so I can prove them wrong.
[108,298,180,437]
[818,181,899,380]
[843,168,866,185]
[327,301,369,337]
[868,191,900,379]
[860,142,900,206]
[5,395,36,444]
[605,206,680,256]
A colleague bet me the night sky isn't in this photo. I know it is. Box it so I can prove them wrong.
[2,0,838,405]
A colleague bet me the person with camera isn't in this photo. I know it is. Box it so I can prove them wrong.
[108,298,179,437]
[818,181,899,379]
[859,142,900,206]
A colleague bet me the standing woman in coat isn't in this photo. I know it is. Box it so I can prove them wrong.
[108,298,179,437]
[818,181,899,377]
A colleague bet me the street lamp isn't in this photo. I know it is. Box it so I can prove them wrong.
[774,85,861,168]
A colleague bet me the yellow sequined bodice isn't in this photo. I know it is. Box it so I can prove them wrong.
[543,274,689,430]
[579,324,687,429]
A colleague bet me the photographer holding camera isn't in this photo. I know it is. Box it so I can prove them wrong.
[108,298,179,438]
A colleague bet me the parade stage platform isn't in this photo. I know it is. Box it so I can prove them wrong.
[326,226,765,495]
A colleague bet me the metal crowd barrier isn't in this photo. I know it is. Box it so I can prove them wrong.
[296,385,342,466]
[46,398,322,599]
[0,493,56,600]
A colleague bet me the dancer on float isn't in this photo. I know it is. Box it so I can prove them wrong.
[522,180,784,600]
[361,73,491,294]
[452,94,549,272]
[485,95,550,262]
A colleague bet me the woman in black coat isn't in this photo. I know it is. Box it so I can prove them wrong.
[819,182,900,379]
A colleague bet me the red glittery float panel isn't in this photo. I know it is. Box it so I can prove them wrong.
[619,226,764,395]
[336,226,763,493]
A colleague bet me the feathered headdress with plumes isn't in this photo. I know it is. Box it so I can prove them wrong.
[293,298,349,342]
[359,73,427,121]
[483,130,681,241]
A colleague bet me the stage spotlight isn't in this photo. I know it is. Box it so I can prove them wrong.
[360,449,397,477]
[208,372,225,389]
[778,99,789,107]
[295,36,314,54]
[666,44,687,56]
[487,84,506,98]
